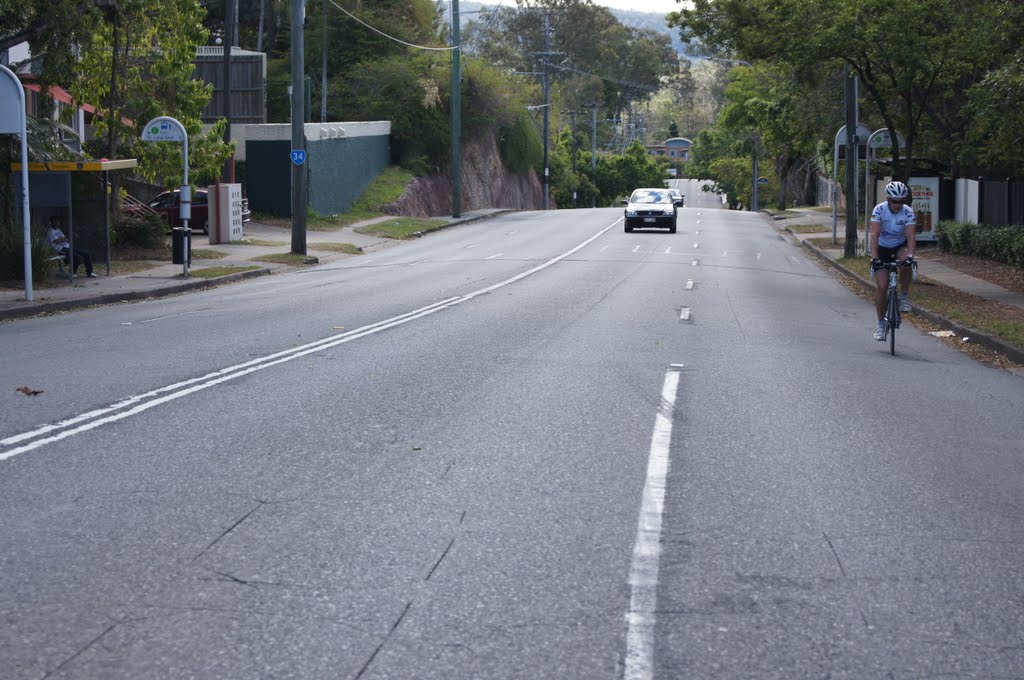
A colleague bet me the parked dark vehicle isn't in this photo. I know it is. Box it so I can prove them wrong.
[130,189,251,234]
[622,188,680,233]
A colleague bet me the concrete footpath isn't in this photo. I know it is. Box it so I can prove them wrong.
[0,209,509,322]
[767,208,1024,366]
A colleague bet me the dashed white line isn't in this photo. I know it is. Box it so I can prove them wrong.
[485,253,503,260]
[685,279,694,290]
[624,367,681,680]
[679,307,691,321]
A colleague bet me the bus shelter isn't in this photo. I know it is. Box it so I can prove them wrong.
[12,159,138,286]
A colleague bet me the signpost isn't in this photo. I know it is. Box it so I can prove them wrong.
[1,64,32,301]
[142,116,190,275]
[863,128,907,253]
[831,122,871,244]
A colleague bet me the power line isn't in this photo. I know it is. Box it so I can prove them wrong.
[328,0,455,52]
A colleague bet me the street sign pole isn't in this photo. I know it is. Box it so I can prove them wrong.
[0,65,32,301]
[142,116,190,276]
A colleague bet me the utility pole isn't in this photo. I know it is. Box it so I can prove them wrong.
[843,63,859,258]
[222,0,236,182]
[542,12,551,209]
[569,110,578,208]
[321,0,327,122]
[591,103,597,208]
[290,0,307,254]
[450,0,462,217]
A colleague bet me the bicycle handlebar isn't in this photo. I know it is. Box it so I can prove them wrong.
[872,259,915,272]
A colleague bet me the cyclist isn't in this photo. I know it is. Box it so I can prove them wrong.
[869,181,916,340]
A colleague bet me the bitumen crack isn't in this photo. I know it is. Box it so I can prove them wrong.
[192,500,265,562]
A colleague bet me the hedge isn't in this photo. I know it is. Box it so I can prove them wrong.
[935,220,1024,268]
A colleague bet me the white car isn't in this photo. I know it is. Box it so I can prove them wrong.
[622,188,680,233]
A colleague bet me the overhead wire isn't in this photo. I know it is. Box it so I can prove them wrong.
[328,0,455,52]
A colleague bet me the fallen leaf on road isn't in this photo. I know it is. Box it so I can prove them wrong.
[16,386,44,396]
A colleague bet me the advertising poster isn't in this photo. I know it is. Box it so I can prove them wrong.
[909,177,939,242]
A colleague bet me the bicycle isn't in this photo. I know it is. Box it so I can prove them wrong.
[873,259,916,355]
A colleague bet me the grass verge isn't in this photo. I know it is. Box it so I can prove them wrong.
[310,242,363,254]
[355,217,447,240]
[190,265,262,279]
[252,253,315,266]
[191,249,227,260]
[836,254,1024,350]
[787,223,832,234]
[237,238,287,247]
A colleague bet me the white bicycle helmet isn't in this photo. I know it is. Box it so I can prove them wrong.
[885,181,909,200]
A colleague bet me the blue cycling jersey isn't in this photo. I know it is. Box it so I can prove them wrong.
[871,202,916,248]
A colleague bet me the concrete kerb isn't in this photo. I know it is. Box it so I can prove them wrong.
[791,229,1024,365]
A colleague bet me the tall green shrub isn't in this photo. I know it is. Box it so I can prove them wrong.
[0,218,56,283]
[499,112,543,174]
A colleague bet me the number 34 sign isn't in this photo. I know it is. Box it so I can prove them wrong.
[291,150,306,165]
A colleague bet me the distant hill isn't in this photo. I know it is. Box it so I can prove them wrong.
[449,2,693,57]
[604,7,690,57]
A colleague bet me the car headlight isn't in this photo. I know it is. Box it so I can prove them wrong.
[625,209,637,217]
[663,208,675,216]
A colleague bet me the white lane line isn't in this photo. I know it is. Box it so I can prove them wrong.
[485,253,504,260]
[624,367,681,680]
[663,247,672,255]
[633,245,641,253]
[2,221,620,462]
[693,242,699,249]
[685,279,694,290]
[691,259,699,266]
[679,307,691,321]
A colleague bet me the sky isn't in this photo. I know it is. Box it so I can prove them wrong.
[591,0,683,14]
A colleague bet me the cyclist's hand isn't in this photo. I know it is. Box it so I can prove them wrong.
[903,255,915,266]
[871,258,883,270]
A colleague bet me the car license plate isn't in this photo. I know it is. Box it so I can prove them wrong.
[644,217,656,223]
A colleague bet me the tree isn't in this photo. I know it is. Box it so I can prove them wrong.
[73,0,232,190]
[671,0,1024,182]
[463,0,677,118]
[965,52,1024,177]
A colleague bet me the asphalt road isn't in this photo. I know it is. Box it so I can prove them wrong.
[2,192,1022,679]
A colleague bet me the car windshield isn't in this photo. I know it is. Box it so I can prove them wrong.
[630,191,669,204]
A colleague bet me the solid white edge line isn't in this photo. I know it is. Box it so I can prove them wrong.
[624,368,680,680]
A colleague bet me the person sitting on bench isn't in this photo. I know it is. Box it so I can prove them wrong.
[47,215,96,278]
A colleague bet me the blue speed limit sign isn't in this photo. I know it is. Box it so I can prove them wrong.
[290,150,307,165]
